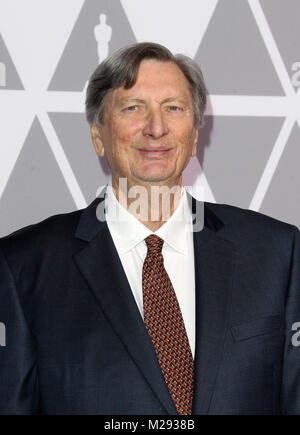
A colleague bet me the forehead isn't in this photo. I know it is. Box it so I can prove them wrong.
[109,59,193,103]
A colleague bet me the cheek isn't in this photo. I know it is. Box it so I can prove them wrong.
[113,119,141,145]
[175,134,197,163]
[177,130,196,150]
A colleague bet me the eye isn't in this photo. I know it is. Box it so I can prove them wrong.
[126,105,138,111]
[168,105,183,112]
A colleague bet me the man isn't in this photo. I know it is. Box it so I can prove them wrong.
[0,42,299,415]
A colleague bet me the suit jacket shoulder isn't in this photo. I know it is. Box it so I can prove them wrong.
[0,205,86,281]
[205,201,298,232]
[0,198,298,265]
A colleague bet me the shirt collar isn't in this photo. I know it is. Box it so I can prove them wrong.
[104,183,192,256]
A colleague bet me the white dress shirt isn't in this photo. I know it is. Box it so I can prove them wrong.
[104,184,196,358]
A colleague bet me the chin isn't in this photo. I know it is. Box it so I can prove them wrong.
[137,171,169,180]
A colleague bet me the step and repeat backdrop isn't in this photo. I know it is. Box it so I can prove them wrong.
[0,0,299,237]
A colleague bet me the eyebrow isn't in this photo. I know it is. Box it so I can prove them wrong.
[118,98,146,105]
[162,96,190,105]
[118,96,189,105]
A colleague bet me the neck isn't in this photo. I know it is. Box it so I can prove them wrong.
[112,178,183,232]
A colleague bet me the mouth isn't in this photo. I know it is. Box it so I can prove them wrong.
[139,148,171,156]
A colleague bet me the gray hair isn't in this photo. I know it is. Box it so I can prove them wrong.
[85,42,207,128]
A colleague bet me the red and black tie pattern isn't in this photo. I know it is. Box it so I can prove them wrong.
[142,234,194,415]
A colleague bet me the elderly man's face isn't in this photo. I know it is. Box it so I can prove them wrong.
[91,59,198,189]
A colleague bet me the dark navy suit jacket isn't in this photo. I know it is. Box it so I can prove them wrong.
[0,193,299,414]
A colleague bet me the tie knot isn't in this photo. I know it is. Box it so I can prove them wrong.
[145,234,164,256]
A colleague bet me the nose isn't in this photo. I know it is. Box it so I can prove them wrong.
[142,108,169,139]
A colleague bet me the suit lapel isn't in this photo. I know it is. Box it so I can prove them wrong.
[191,202,236,414]
[73,196,178,415]
[73,192,236,415]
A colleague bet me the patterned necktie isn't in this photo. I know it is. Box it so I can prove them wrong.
[142,234,194,415]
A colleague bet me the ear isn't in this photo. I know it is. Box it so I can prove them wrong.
[90,124,105,157]
[191,128,198,157]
